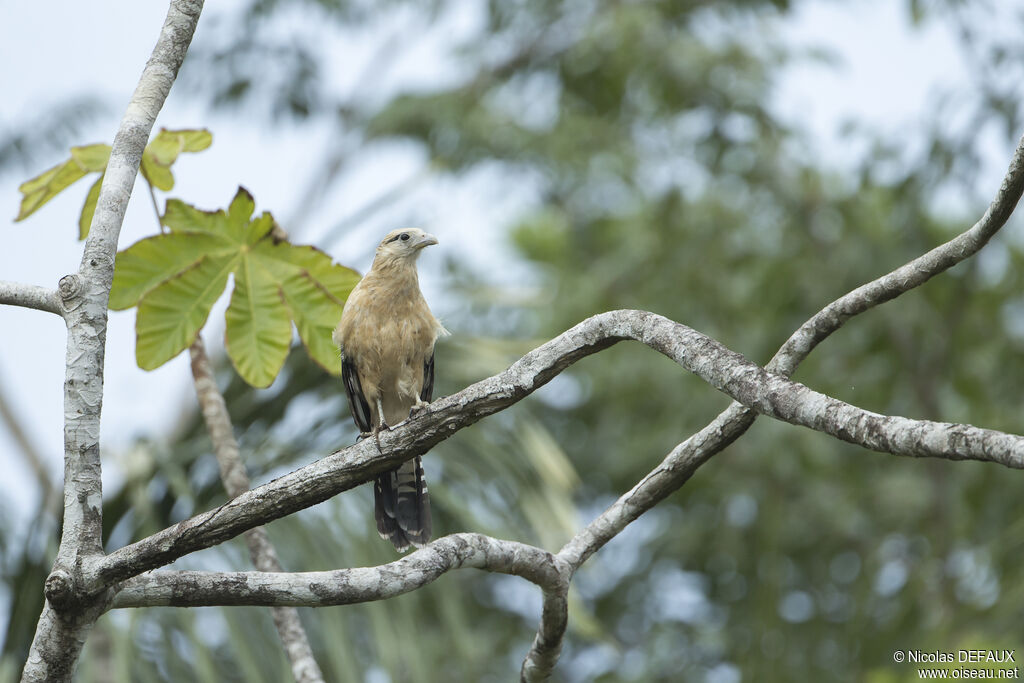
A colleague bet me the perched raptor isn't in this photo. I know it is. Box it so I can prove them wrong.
[332,228,447,551]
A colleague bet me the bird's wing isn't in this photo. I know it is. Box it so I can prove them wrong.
[342,354,373,433]
[420,352,435,403]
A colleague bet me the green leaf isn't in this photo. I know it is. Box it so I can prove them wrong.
[110,232,234,310]
[15,143,111,221]
[226,187,265,243]
[146,128,213,164]
[278,245,361,303]
[179,128,213,153]
[78,173,104,240]
[251,242,359,375]
[141,152,175,191]
[283,278,345,375]
[224,256,293,387]
[117,187,359,386]
[135,253,237,370]
[138,129,212,193]
[70,143,112,172]
[146,131,184,166]
[162,199,230,236]
[15,130,211,228]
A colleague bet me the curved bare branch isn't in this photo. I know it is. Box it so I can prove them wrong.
[559,131,1024,572]
[519,579,570,683]
[189,338,325,683]
[540,132,1024,674]
[110,533,563,608]
[110,531,571,682]
[771,131,1024,376]
[94,308,1024,595]
[68,132,1024,683]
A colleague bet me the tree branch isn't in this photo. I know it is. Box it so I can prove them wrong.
[559,130,1024,571]
[111,533,562,607]
[82,126,1024,677]
[189,338,325,683]
[519,578,570,683]
[110,531,570,682]
[770,131,1024,377]
[21,2,204,681]
[0,280,62,316]
[537,131,1024,673]
[64,129,1024,681]
[93,308,1024,595]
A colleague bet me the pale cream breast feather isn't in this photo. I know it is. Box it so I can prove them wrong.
[332,230,445,426]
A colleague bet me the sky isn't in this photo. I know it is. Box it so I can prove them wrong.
[0,0,1013,643]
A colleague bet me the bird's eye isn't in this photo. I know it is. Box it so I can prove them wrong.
[400,233,411,241]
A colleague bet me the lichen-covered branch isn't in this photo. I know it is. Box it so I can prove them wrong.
[111,533,563,607]
[50,127,1024,682]
[95,309,1024,593]
[771,130,1024,376]
[560,130,1024,572]
[189,338,325,683]
[110,532,570,683]
[537,132,1024,676]
[20,2,204,681]
[0,281,62,316]
[519,578,570,683]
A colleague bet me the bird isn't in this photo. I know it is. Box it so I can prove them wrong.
[332,228,447,551]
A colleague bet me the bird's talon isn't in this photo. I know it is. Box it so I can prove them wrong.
[372,422,390,452]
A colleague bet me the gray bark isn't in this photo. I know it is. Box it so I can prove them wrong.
[18,2,204,681]
[112,533,564,608]
[101,130,1024,681]
[0,281,62,316]
[94,308,1024,595]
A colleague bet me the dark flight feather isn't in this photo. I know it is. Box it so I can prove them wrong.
[342,355,372,433]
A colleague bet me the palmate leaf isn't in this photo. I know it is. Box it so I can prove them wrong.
[78,173,104,240]
[16,143,110,221]
[140,129,212,192]
[113,186,360,387]
[14,128,212,238]
[110,232,234,310]
[225,257,293,388]
[135,254,237,371]
[255,243,356,374]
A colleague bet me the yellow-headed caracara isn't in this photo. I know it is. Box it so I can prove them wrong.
[332,228,447,551]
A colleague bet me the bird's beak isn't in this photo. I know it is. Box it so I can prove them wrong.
[417,232,439,248]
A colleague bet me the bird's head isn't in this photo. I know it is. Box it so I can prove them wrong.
[374,228,439,264]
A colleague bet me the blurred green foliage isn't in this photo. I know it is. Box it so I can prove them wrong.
[6,0,1024,682]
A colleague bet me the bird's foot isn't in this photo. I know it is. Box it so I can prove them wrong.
[372,422,390,452]
[408,398,431,419]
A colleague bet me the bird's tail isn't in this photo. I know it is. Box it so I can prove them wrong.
[374,456,431,552]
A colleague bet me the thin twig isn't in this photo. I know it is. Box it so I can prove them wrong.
[146,181,165,233]
[189,337,325,683]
